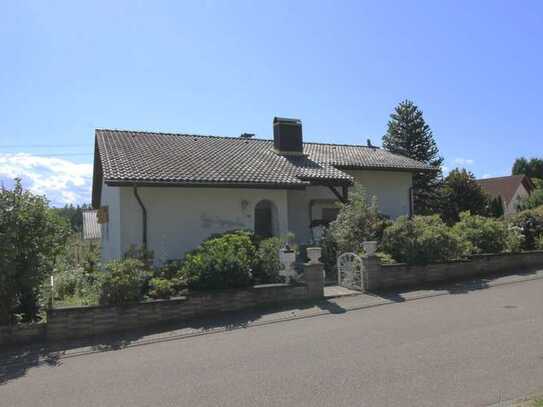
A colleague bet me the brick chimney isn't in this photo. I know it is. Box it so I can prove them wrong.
[273,117,303,155]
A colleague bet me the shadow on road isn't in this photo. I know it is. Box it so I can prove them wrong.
[0,298,347,386]
[2,268,538,386]
[371,268,540,303]
[0,344,61,386]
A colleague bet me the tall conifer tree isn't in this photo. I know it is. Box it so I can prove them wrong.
[382,100,443,214]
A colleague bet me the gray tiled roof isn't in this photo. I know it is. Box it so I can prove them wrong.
[95,129,433,188]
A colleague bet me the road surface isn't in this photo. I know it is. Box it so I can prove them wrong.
[2,278,543,406]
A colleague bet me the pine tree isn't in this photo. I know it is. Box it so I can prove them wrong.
[382,100,443,214]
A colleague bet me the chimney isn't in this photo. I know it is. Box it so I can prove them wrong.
[273,117,303,155]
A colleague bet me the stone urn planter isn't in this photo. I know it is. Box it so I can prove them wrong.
[362,241,378,256]
[279,248,297,283]
[306,247,322,264]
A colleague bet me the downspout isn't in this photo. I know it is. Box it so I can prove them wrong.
[133,185,147,248]
[408,187,414,219]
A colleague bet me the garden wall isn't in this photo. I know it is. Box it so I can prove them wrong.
[46,278,322,341]
[364,250,543,291]
[0,323,45,346]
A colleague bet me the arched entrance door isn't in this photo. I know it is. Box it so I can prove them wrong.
[254,200,276,238]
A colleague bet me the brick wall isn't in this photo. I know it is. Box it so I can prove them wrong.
[0,323,45,346]
[363,251,543,291]
[46,282,318,342]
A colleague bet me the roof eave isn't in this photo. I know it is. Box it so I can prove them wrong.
[104,179,310,190]
[334,165,438,173]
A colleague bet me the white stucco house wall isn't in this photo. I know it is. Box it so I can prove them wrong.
[476,175,535,216]
[92,117,434,262]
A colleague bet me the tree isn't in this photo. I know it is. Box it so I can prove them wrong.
[382,100,443,215]
[0,179,69,325]
[53,203,91,232]
[441,168,489,224]
[512,157,543,179]
[487,196,504,218]
[517,189,543,211]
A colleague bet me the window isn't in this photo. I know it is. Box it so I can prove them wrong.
[254,200,275,238]
[322,208,340,224]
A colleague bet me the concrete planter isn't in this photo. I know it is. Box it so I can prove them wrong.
[279,248,297,283]
[363,241,378,256]
[306,247,322,264]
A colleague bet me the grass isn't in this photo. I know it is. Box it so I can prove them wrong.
[513,396,543,407]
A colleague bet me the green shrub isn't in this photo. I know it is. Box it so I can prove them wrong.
[508,208,543,250]
[536,235,543,250]
[99,258,149,305]
[0,179,70,325]
[375,252,396,264]
[179,231,255,290]
[381,215,467,265]
[320,227,339,280]
[319,186,392,280]
[124,245,154,270]
[452,211,522,254]
[517,189,543,211]
[148,278,176,299]
[327,185,382,253]
[253,237,285,284]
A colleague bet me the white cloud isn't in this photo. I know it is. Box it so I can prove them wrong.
[481,173,493,179]
[453,158,475,166]
[441,165,449,175]
[0,153,93,206]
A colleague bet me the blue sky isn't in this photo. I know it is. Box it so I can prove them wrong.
[1,0,542,206]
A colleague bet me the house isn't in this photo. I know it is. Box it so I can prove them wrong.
[92,117,434,262]
[476,175,535,215]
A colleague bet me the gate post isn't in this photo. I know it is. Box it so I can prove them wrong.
[304,247,324,299]
[361,252,382,292]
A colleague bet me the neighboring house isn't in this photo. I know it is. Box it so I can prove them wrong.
[82,209,101,240]
[92,117,434,262]
[476,175,535,215]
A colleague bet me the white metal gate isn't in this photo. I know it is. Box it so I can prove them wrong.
[337,252,364,291]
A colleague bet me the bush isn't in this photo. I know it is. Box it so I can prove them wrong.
[179,231,255,290]
[252,237,285,284]
[537,235,543,250]
[146,260,186,299]
[508,208,543,250]
[517,189,543,211]
[320,227,339,280]
[0,179,70,325]
[327,184,382,253]
[452,211,522,254]
[99,258,149,305]
[124,245,154,270]
[381,215,467,265]
[148,278,176,299]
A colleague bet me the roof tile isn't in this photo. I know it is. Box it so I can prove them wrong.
[95,129,433,187]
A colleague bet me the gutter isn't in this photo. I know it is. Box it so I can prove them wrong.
[133,185,148,248]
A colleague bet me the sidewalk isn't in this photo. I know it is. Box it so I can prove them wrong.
[2,269,543,364]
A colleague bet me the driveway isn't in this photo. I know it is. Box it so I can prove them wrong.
[2,277,543,406]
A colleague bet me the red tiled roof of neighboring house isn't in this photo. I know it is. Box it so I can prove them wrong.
[476,175,535,205]
[92,129,435,207]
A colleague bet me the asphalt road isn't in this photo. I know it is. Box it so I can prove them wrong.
[2,279,543,407]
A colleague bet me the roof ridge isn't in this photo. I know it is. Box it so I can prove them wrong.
[95,128,381,149]
[477,175,524,182]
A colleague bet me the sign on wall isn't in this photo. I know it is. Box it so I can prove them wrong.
[97,206,109,224]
